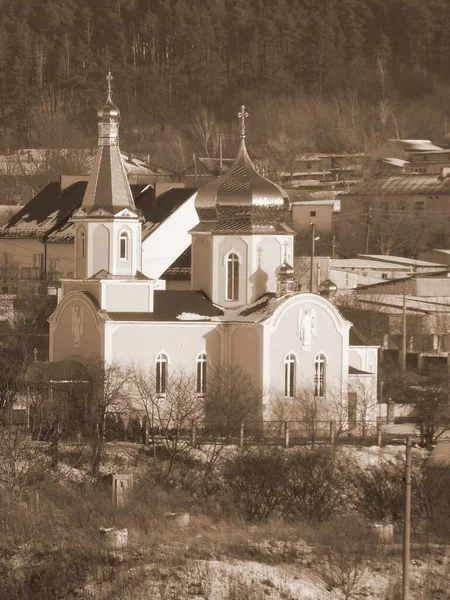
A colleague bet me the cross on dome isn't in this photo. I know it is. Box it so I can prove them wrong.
[106,70,113,99]
[238,105,249,139]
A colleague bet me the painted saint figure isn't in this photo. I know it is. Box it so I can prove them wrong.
[297,307,317,351]
[71,304,84,348]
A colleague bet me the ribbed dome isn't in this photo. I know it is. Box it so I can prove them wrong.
[275,261,295,281]
[195,138,289,225]
[98,98,120,120]
[318,278,338,294]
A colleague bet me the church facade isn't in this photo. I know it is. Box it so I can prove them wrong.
[49,77,379,427]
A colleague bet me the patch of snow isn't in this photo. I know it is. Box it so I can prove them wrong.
[177,312,212,321]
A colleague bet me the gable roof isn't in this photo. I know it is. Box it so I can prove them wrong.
[0,182,196,243]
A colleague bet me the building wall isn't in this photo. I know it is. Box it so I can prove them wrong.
[191,235,213,298]
[291,203,333,235]
[105,320,221,372]
[141,192,198,279]
[264,294,349,400]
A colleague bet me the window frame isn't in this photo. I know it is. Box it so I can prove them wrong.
[80,230,86,259]
[155,353,168,395]
[314,353,326,398]
[284,353,296,398]
[196,352,207,396]
[225,251,240,301]
[119,231,129,261]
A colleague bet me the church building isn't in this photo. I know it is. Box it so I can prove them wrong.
[49,76,379,427]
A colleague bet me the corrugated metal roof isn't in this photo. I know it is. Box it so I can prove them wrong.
[358,254,446,268]
[343,173,450,196]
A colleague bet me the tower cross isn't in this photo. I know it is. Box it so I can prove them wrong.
[238,105,249,139]
[106,70,113,98]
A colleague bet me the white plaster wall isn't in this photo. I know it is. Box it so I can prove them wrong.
[76,218,142,278]
[141,192,198,279]
[104,321,221,372]
[191,235,213,299]
[215,236,248,307]
[103,281,154,312]
[0,238,44,269]
[247,235,293,303]
[264,294,349,399]
[62,280,102,305]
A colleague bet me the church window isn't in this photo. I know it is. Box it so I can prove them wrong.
[196,353,207,395]
[156,353,167,394]
[314,353,326,398]
[80,230,86,259]
[119,231,129,260]
[226,253,239,301]
[284,353,296,398]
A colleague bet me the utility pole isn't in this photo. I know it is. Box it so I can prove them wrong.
[364,206,372,254]
[402,436,412,600]
[310,223,316,292]
[401,287,407,372]
[218,133,224,173]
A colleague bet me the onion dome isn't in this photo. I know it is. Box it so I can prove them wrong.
[318,278,338,298]
[275,261,295,281]
[195,105,289,227]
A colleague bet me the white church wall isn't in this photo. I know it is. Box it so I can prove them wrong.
[191,235,213,298]
[215,236,248,307]
[247,236,287,302]
[266,294,349,402]
[102,281,154,312]
[141,192,198,280]
[104,321,221,374]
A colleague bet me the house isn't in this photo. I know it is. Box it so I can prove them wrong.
[47,80,379,429]
[372,139,450,175]
[0,179,198,293]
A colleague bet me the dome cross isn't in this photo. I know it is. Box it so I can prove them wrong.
[238,105,249,139]
[106,70,113,100]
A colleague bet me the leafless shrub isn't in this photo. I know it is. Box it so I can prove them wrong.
[223,447,286,521]
[282,446,351,522]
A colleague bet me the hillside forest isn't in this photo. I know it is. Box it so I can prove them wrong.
[0,0,450,171]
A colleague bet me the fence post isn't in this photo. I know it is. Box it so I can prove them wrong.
[191,421,196,447]
[377,418,382,447]
[239,422,244,449]
[284,421,290,448]
[330,420,336,445]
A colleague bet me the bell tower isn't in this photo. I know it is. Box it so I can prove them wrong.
[72,71,143,279]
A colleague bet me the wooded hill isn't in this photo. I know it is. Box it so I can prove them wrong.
[1,0,450,161]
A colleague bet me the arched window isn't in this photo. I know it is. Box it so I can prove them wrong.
[314,353,326,398]
[155,353,168,395]
[284,353,296,398]
[80,230,85,259]
[119,231,129,260]
[226,252,239,301]
[196,353,207,395]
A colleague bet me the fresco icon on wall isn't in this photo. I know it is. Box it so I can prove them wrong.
[298,307,317,351]
[71,304,84,348]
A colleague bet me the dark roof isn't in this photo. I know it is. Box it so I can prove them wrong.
[106,290,223,321]
[342,173,450,196]
[349,366,373,375]
[0,182,196,243]
[0,181,86,239]
[161,246,191,280]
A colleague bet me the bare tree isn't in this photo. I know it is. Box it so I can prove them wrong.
[83,360,131,477]
[205,365,261,438]
[191,107,218,157]
[130,365,203,476]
